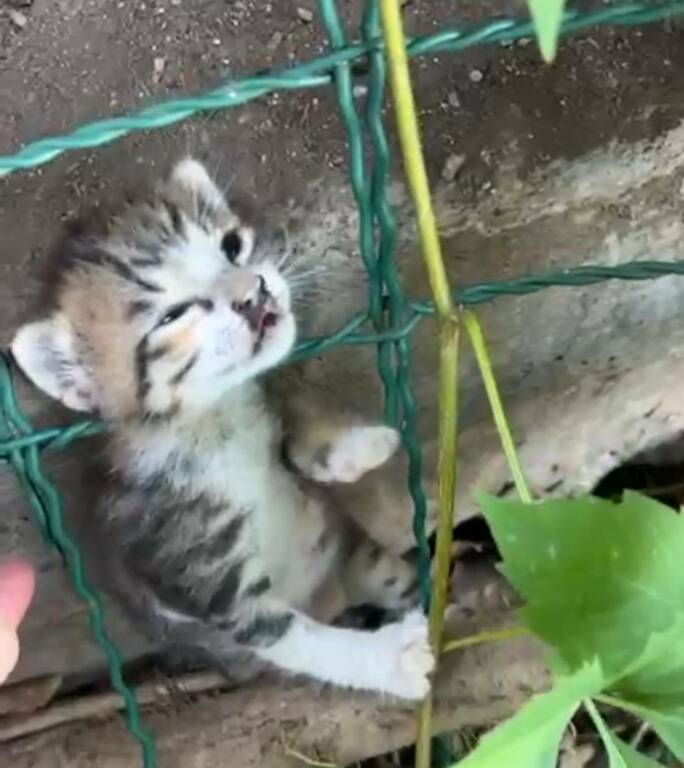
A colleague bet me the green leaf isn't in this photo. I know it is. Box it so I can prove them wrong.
[610,608,684,703]
[602,694,684,762]
[637,709,684,761]
[456,662,602,768]
[476,491,684,764]
[614,741,665,768]
[527,0,566,62]
[478,492,684,684]
[480,491,684,764]
[585,699,665,767]
[601,611,684,759]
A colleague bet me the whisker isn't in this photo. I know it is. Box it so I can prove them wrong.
[218,167,238,199]
[289,283,331,297]
[279,243,345,272]
[284,263,329,277]
[284,272,329,289]
[281,262,329,279]
[276,248,295,270]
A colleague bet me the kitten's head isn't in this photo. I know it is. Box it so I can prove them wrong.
[11,158,296,421]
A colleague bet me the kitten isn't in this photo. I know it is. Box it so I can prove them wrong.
[11,159,434,700]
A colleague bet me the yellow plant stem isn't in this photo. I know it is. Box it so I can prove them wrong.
[463,311,533,503]
[415,318,460,767]
[378,0,452,317]
[442,625,530,655]
[378,3,459,768]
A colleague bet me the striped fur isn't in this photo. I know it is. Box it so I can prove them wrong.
[11,158,434,699]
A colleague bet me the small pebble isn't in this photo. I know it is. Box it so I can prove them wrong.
[441,153,465,182]
[8,10,28,29]
[267,31,283,50]
[152,57,166,83]
[469,68,484,84]
[297,7,314,22]
[353,83,368,98]
[447,90,460,109]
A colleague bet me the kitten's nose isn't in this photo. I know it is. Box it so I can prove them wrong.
[228,271,268,331]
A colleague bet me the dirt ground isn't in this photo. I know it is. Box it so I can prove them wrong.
[2,0,684,322]
[3,1,684,765]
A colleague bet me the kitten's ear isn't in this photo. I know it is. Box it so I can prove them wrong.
[170,157,224,206]
[11,315,96,412]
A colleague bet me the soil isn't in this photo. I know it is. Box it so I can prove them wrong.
[1,1,684,344]
[3,2,684,764]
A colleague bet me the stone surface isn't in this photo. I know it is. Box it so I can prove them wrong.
[1,0,684,690]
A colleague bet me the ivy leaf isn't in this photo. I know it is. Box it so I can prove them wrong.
[478,492,684,684]
[586,699,665,767]
[613,741,666,768]
[611,612,684,701]
[479,491,684,763]
[604,693,684,762]
[638,708,684,761]
[609,621,684,760]
[527,0,566,62]
[456,662,602,768]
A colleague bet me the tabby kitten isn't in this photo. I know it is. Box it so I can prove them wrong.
[12,159,433,699]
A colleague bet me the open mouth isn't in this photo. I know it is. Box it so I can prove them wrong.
[253,306,281,353]
[257,309,279,340]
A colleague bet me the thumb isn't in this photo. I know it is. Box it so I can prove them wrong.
[0,558,35,630]
[0,626,19,686]
[0,559,35,685]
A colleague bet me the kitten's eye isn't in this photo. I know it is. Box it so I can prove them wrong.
[221,230,243,264]
[159,303,190,326]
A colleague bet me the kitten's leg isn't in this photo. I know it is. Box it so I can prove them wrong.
[232,601,433,700]
[276,385,400,484]
[132,564,430,698]
[285,423,400,484]
[342,539,421,612]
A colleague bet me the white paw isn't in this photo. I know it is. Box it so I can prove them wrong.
[311,426,400,484]
[375,610,434,700]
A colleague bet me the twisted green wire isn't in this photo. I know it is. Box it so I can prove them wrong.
[361,1,433,611]
[5,256,684,461]
[296,257,684,355]
[0,355,157,766]
[2,3,684,766]
[1,1,683,177]
[316,0,395,410]
[362,7,451,760]
[363,3,401,426]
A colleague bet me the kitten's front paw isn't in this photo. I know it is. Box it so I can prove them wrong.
[376,610,434,700]
[311,426,400,484]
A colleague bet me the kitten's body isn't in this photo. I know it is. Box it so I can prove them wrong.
[106,386,337,620]
[12,159,433,699]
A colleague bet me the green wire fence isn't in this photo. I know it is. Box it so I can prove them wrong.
[2,2,684,766]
